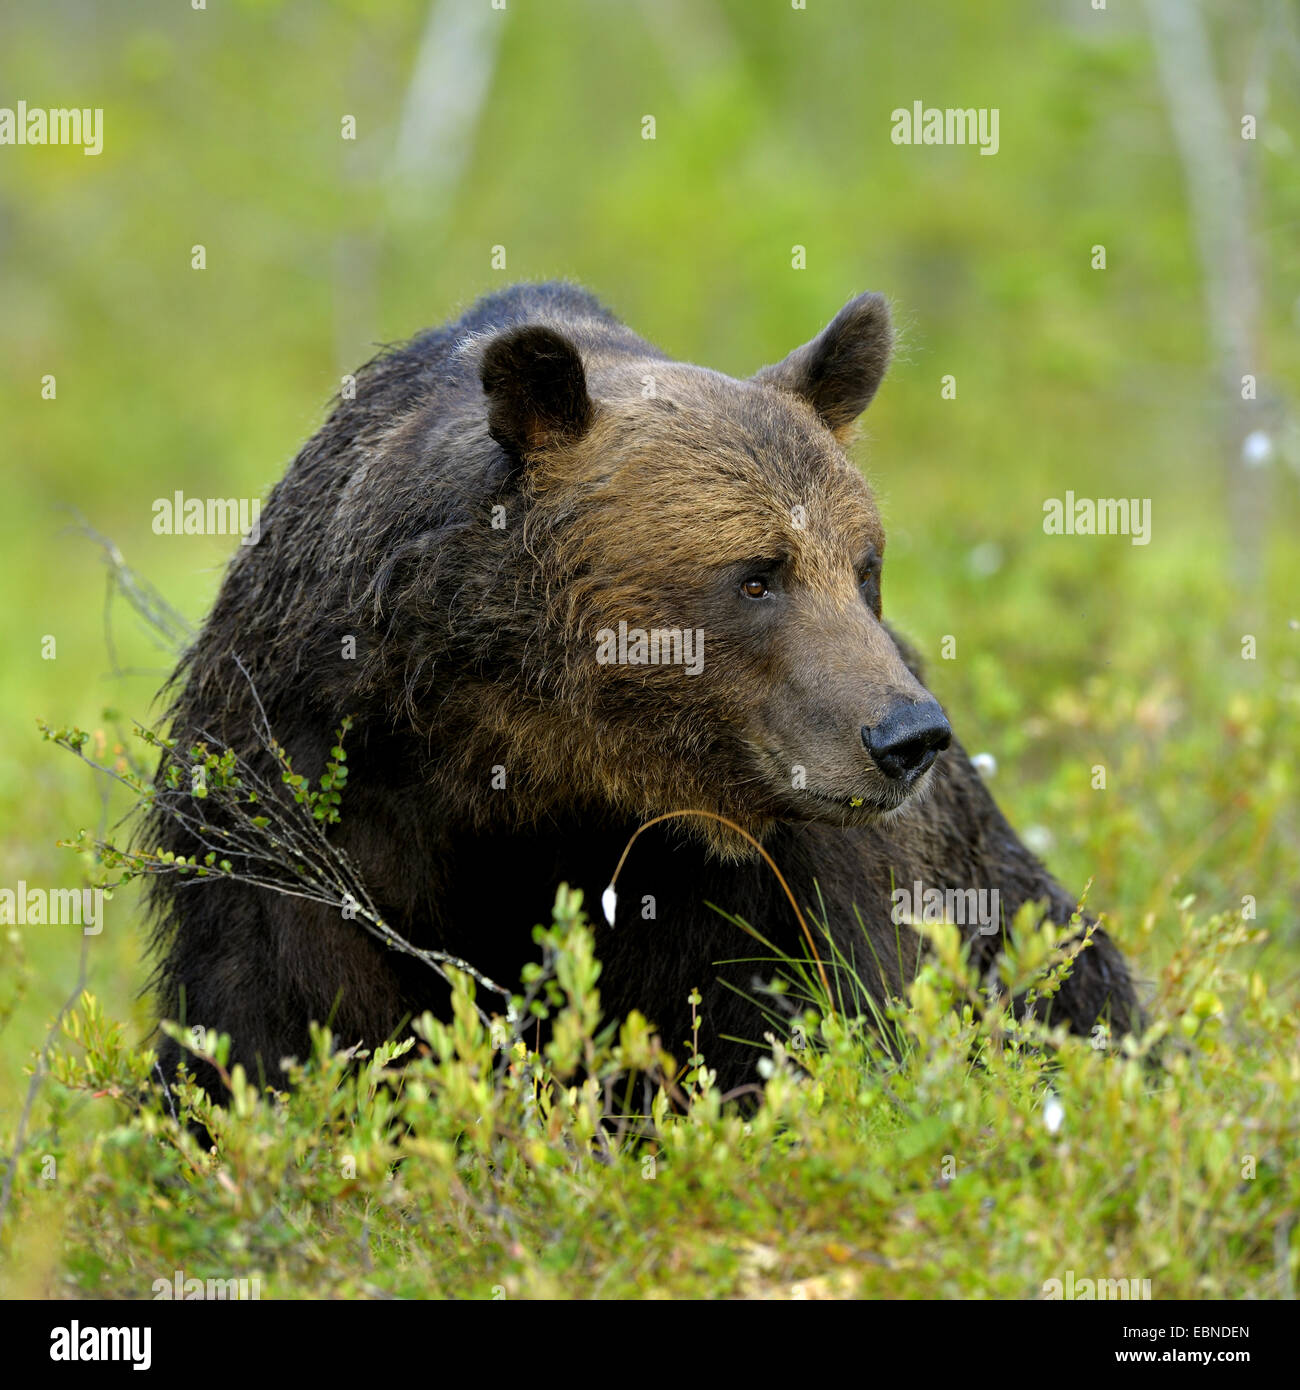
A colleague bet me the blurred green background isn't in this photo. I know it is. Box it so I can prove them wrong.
[1,0,1297,1131]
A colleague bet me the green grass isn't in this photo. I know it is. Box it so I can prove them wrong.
[3,888,1295,1300]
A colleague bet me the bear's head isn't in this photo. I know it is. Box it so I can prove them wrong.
[474,293,950,849]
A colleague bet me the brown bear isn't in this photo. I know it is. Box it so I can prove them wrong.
[147,281,1139,1098]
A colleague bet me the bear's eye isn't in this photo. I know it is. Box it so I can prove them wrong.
[740,578,770,600]
[858,556,882,614]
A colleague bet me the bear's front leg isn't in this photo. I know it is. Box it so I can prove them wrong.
[921,737,1142,1041]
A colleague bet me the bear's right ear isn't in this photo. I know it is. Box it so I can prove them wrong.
[480,325,594,463]
[753,292,892,440]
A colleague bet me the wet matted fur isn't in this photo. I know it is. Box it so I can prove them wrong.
[147,282,1139,1097]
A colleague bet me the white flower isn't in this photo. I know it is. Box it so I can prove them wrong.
[1043,1093,1065,1136]
[1241,430,1274,468]
[601,884,618,927]
[970,751,997,779]
[1023,824,1055,856]
[967,542,1004,577]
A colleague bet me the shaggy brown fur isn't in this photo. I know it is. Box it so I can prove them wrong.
[147,282,1139,1098]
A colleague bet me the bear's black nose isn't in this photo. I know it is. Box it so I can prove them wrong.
[862,700,951,781]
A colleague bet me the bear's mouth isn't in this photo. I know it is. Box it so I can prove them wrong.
[799,786,918,820]
[747,742,933,824]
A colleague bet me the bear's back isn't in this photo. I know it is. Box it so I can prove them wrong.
[392,281,656,400]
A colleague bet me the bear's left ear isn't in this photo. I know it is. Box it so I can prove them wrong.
[481,324,594,463]
[753,292,892,438]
